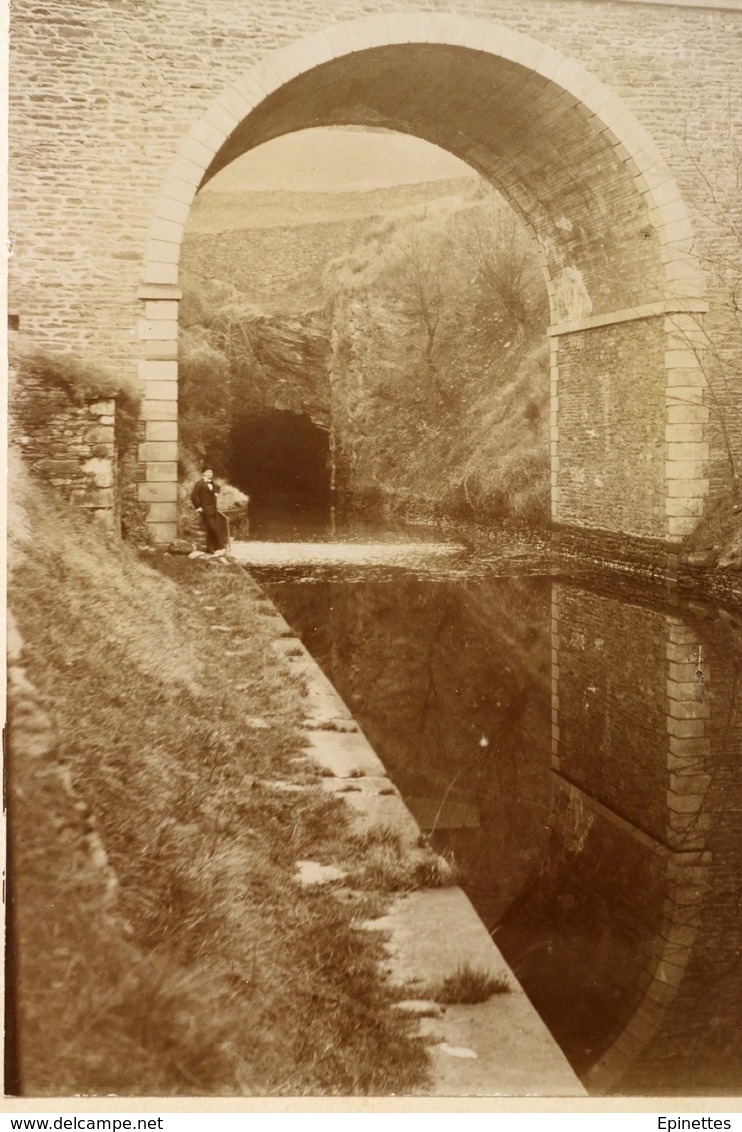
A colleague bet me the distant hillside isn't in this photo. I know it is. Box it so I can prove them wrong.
[187,178,479,233]
[182,218,370,313]
[181,178,482,312]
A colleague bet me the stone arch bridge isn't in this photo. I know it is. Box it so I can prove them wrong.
[9,0,742,548]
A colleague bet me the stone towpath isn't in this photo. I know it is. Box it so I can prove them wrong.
[241,563,585,1098]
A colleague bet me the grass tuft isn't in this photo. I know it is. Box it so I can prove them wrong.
[348,827,460,893]
[412,851,460,889]
[421,963,512,1005]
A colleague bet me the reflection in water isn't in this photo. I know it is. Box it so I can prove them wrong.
[257,563,742,1096]
[246,494,462,545]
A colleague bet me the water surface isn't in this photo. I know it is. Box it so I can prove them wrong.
[239,508,742,1096]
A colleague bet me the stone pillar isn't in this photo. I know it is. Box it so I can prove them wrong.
[664,314,711,541]
[136,284,181,544]
[550,301,709,542]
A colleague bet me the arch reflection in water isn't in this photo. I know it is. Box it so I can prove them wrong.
[259,568,742,1095]
[541,583,741,1096]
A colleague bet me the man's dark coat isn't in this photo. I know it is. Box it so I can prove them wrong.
[191,478,220,514]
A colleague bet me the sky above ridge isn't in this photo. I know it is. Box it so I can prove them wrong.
[203,126,477,193]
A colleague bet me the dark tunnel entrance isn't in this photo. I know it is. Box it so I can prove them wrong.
[230,409,331,525]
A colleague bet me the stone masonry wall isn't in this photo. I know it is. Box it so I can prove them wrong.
[550,584,742,1094]
[593,613,742,1094]
[10,373,119,529]
[553,583,672,843]
[556,318,667,537]
[9,0,741,368]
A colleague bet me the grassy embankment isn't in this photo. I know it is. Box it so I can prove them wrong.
[325,189,551,526]
[7,462,434,1097]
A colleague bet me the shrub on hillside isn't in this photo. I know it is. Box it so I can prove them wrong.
[179,327,233,471]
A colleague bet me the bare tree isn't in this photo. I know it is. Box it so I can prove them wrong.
[386,218,458,409]
[463,194,548,347]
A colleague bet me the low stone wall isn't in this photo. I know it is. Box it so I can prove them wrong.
[552,523,742,607]
[11,378,119,530]
[552,524,678,585]
[677,563,742,609]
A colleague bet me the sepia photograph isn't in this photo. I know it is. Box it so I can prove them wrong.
[4,0,742,1110]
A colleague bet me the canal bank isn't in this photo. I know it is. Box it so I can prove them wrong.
[8,469,439,1097]
[249,566,586,1097]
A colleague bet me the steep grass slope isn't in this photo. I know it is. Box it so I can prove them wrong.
[6,459,428,1096]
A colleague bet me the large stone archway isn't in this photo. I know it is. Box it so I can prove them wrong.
[138,13,708,545]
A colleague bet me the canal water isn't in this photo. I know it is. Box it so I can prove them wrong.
[235,502,742,1097]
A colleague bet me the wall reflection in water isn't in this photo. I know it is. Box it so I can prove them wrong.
[261,570,742,1095]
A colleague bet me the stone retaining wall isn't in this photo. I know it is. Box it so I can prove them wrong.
[10,373,119,530]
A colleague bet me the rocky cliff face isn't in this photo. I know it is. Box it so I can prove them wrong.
[179,291,331,483]
[180,180,551,521]
[179,180,478,475]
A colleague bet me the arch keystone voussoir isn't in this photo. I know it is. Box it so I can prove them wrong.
[649,179,684,208]
[517,41,555,75]
[341,15,390,51]
[475,24,517,58]
[146,218,183,247]
[296,30,336,67]
[580,81,624,122]
[413,12,475,47]
[594,94,634,132]
[386,12,432,44]
[662,218,696,247]
[145,239,180,267]
[247,59,285,98]
[188,118,230,154]
[178,135,214,171]
[280,41,329,75]
[265,47,305,83]
[203,102,241,138]
[539,49,586,88]
[604,108,642,141]
[482,24,534,66]
[321,22,356,58]
[168,155,203,189]
[153,195,190,226]
[215,84,259,122]
[158,174,197,208]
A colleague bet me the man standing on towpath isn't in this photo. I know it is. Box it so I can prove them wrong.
[190,466,227,556]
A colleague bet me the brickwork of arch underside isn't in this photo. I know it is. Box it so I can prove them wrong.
[139,33,709,547]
